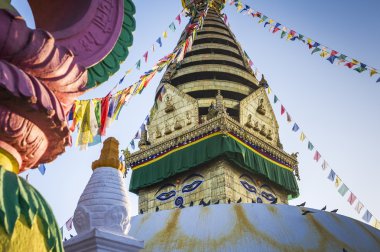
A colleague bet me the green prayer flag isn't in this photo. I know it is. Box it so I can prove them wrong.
[169,22,176,32]
[274,95,279,103]
[311,47,321,55]
[94,100,101,127]
[280,31,286,39]
[136,60,141,70]
[338,183,349,196]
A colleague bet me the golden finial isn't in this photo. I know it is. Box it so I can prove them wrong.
[92,137,124,172]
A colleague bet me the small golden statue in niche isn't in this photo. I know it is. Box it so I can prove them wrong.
[155,126,162,138]
[266,129,273,141]
[174,117,182,130]
[253,121,260,131]
[256,98,266,115]
[245,114,253,128]
[164,94,175,113]
[164,122,172,135]
[260,124,267,136]
[207,101,218,120]
[186,111,192,125]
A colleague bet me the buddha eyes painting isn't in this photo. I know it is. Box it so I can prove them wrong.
[155,174,204,207]
[239,174,277,204]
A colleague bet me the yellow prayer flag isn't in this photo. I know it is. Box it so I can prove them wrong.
[335,176,341,187]
[370,69,378,77]
[286,33,293,40]
[307,38,312,44]
[320,48,328,58]
[125,68,132,76]
[163,31,168,38]
[267,87,271,94]
[373,219,380,230]
[300,132,306,142]
[269,19,274,24]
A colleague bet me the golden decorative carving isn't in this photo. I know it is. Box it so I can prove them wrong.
[186,111,192,125]
[164,94,175,113]
[174,118,182,130]
[92,137,124,172]
[245,114,253,128]
[253,121,260,131]
[260,125,266,136]
[256,98,266,115]
[164,123,172,135]
[155,126,162,138]
[266,130,273,141]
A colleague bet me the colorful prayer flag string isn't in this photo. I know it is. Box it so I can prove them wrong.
[242,47,380,229]
[228,0,379,83]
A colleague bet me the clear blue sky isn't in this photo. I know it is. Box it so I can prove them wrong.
[12,0,380,236]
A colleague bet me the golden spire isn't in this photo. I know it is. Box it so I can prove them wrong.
[92,137,124,172]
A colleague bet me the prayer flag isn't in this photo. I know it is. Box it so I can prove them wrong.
[313,151,321,162]
[267,87,271,94]
[347,192,357,205]
[145,115,150,125]
[156,37,162,47]
[373,219,380,229]
[273,23,281,33]
[354,63,367,73]
[100,94,110,136]
[125,69,132,76]
[281,105,285,115]
[26,174,29,182]
[308,141,314,151]
[134,130,141,140]
[60,227,64,237]
[143,51,148,63]
[321,160,328,170]
[66,217,73,231]
[118,75,125,85]
[136,60,141,70]
[292,123,299,132]
[176,14,181,25]
[327,169,336,181]
[312,42,320,48]
[163,31,168,38]
[274,95,279,103]
[370,69,378,77]
[320,48,328,58]
[335,176,341,187]
[169,22,176,32]
[362,210,373,223]
[338,184,349,196]
[377,77,380,83]
[38,164,46,175]
[130,140,135,150]
[311,47,321,55]
[300,132,306,142]
[286,112,292,122]
[345,59,358,68]
[355,201,364,214]
[337,54,347,65]
[224,14,228,24]
[280,30,287,39]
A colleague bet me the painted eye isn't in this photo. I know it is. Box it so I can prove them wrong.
[156,190,176,201]
[261,191,276,202]
[240,181,257,193]
[182,180,203,193]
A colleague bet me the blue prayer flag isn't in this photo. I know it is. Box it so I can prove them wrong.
[292,123,299,132]
[38,164,46,175]
[362,210,373,223]
[156,37,162,47]
[327,169,336,181]
[308,141,314,150]
[130,140,135,150]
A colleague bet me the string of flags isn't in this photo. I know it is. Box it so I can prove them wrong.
[228,0,380,83]
[118,9,187,86]
[271,88,379,229]
[60,216,74,240]
[239,44,380,229]
[67,7,210,150]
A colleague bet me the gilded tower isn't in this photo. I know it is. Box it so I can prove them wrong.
[127,0,299,213]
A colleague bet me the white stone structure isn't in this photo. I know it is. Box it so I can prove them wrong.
[64,137,143,252]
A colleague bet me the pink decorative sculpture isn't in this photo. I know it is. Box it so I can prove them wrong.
[0,0,133,172]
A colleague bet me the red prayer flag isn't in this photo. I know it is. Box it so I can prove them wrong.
[143,51,148,63]
[66,217,74,231]
[330,50,338,56]
[176,14,181,25]
[100,94,111,136]
[348,192,357,205]
[314,151,321,162]
[273,27,280,33]
[281,105,285,115]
